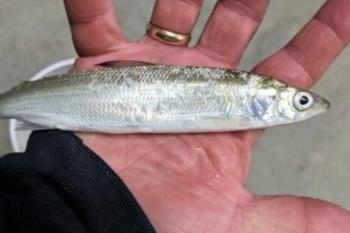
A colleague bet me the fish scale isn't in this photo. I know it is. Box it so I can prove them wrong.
[0,65,329,134]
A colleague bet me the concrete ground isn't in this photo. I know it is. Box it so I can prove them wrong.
[0,0,349,210]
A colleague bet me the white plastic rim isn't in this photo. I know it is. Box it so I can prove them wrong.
[9,58,76,152]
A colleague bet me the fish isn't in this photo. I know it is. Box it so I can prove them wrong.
[0,65,330,134]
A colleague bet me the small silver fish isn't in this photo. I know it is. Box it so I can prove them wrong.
[0,65,329,134]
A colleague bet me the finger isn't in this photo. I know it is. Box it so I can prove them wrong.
[254,0,350,89]
[197,0,270,65]
[240,196,350,233]
[64,0,126,57]
[149,0,204,35]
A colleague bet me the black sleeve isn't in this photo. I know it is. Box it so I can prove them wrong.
[0,130,156,233]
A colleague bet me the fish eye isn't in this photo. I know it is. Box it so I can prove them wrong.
[293,92,314,111]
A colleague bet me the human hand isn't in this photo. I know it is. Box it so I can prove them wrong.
[64,0,350,232]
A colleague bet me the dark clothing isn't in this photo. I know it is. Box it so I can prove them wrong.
[0,130,156,233]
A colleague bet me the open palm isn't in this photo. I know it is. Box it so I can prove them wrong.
[64,0,350,232]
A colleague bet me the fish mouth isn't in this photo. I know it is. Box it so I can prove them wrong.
[303,93,330,119]
[314,94,330,111]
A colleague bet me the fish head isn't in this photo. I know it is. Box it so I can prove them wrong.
[276,86,330,123]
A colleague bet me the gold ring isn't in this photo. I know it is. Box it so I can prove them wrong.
[146,23,191,46]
